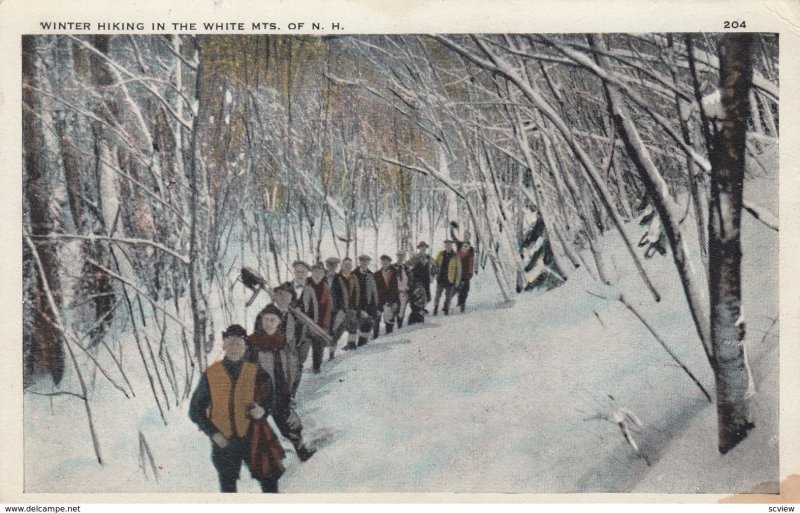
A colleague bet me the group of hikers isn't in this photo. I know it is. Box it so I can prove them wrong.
[190,227,476,493]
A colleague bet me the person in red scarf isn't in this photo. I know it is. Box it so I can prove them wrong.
[250,302,315,463]
[308,263,332,374]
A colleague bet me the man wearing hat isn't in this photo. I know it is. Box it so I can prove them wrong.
[189,324,276,492]
[308,262,332,374]
[450,224,477,313]
[348,255,379,348]
[280,261,319,390]
[324,256,350,360]
[373,254,400,335]
[339,257,362,350]
[251,303,315,463]
[408,241,432,305]
[432,239,462,316]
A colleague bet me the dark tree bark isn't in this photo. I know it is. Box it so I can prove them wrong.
[709,33,755,454]
[22,36,65,385]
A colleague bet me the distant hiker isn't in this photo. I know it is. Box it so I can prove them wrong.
[395,251,410,328]
[374,255,400,335]
[340,257,362,350]
[406,266,429,326]
[189,324,279,492]
[408,241,432,304]
[281,261,319,386]
[348,255,379,348]
[432,240,462,316]
[325,256,350,360]
[250,303,315,463]
[456,240,475,313]
[450,224,478,305]
[308,262,333,374]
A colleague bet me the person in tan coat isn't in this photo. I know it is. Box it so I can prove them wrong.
[432,240,462,316]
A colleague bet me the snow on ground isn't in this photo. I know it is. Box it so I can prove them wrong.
[23,160,779,494]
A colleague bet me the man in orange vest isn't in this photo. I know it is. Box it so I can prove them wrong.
[189,324,275,493]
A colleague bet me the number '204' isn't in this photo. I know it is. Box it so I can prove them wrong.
[724,21,747,28]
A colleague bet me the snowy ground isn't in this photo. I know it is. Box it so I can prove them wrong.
[23,163,779,494]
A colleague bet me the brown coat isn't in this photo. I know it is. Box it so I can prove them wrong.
[374,267,400,305]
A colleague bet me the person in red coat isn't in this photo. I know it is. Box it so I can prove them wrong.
[308,262,332,374]
[373,255,400,335]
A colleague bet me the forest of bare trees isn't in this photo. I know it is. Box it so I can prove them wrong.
[22,33,778,463]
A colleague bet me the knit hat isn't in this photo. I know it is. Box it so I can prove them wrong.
[311,262,325,272]
[260,303,283,319]
[358,254,372,262]
[222,324,247,339]
[416,241,429,249]
[325,256,341,265]
[380,254,392,262]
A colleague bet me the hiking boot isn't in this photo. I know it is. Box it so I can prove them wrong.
[397,318,404,329]
[385,323,394,334]
[357,336,368,347]
[344,342,356,351]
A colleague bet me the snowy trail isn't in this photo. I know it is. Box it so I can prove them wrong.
[275,273,705,492]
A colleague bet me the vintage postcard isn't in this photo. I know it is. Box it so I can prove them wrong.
[1,0,798,506]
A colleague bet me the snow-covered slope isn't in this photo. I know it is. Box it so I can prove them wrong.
[23,151,779,493]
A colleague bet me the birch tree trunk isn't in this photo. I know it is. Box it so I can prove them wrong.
[189,39,209,372]
[709,33,755,454]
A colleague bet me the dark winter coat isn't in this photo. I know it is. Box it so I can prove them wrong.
[352,268,379,313]
[374,267,400,306]
[280,279,319,344]
[409,254,432,301]
[326,272,349,315]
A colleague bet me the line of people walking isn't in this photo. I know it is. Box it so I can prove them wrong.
[189,230,476,493]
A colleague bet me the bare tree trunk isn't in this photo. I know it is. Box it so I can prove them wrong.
[22,35,65,385]
[709,33,755,454]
